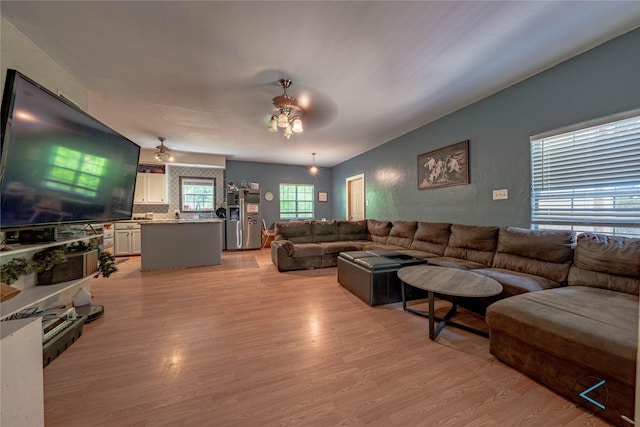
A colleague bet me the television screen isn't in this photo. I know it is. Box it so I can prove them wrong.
[0,70,140,231]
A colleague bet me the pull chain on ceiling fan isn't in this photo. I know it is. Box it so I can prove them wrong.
[267,79,303,140]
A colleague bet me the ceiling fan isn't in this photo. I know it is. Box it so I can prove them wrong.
[155,136,174,162]
[267,79,304,140]
[239,70,339,137]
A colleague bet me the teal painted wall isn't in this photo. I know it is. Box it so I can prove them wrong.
[332,28,640,226]
[226,160,333,228]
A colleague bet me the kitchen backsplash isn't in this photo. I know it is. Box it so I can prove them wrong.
[132,165,226,220]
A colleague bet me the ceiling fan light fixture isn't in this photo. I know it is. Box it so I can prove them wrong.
[267,116,278,132]
[155,136,173,162]
[284,125,293,139]
[268,78,304,139]
[277,111,289,128]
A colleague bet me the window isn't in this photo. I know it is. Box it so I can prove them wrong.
[530,113,640,238]
[180,177,215,212]
[279,183,314,219]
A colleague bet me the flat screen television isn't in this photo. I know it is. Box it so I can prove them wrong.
[0,70,140,231]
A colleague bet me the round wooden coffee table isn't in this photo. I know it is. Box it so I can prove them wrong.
[397,265,503,340]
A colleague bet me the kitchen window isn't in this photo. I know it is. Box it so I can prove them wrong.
[530,112,640,237]
[279,183,314,220]
[180,177,215,212]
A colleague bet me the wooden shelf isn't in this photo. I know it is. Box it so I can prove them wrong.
[0,276,91,321]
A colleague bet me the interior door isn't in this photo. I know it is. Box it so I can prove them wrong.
[346,174,365,220]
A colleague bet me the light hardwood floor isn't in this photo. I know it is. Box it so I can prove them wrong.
[44,249,610,426]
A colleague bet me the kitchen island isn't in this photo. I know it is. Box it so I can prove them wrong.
[140,219,224,271]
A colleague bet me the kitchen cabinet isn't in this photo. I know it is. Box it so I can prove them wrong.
[134,173,167,204]
[114,222,142,256]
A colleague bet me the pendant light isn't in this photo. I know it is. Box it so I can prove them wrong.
[309,153,318,175]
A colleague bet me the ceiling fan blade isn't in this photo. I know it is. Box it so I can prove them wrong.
[296,87,339,131]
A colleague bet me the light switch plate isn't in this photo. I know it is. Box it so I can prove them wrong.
[493,189,508,200]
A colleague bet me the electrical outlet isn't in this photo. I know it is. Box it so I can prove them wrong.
[492,189,508,200]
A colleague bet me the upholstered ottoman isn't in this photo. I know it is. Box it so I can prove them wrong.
[337,251,427,306]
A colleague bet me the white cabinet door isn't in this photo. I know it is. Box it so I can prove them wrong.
[114,230,132,255]
[131,229,142,254]
[133,173,166,204]
[134,173,146,203]
[114,222,142,255]
[145,174,166,203]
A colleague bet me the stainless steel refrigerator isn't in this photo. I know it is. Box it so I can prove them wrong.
[226,188,261,250]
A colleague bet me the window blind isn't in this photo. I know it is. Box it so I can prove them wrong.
[530,115,640,237]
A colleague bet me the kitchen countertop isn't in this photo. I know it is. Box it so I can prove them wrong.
[140,219,224,225]
[119,219,223,224]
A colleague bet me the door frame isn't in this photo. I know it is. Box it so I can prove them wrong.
[346,173,365,220]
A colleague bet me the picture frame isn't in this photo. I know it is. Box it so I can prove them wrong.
[318,191,328,202]
[417,140,469,190]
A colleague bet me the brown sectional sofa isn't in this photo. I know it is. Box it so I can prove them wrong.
[486,233,639,426]
[271,220,574,304]
[271,219,639,425]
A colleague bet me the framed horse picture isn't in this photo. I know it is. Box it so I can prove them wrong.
[417,140,469,190]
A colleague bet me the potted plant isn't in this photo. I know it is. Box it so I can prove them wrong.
[34,242,101,286]
[0,239,119,287]
[32,246,68,274]
[71,240,118,278]
[0,256,34,285]
[96,250,117,278]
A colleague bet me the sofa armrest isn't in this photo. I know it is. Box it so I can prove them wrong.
[272,239,295,256]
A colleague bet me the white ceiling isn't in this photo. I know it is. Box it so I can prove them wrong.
[2,1,640,168]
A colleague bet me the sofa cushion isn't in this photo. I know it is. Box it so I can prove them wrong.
[367,219,392,244]
[491,227,574,284]
[319,241,365,255]
[386,221,417,248]
[443,224,499,266]
[427,256,488,270]
[392,249,439,260]
[311,220,338,243]
[337,220,369,241]
[474,268,562,297]
[409,222,451,256]
[292,243,325,258]
[362,243,404,251]
[274,221,313,243]
[486,286,638,386]
[497,227,574,262]
[568,233,640,295]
